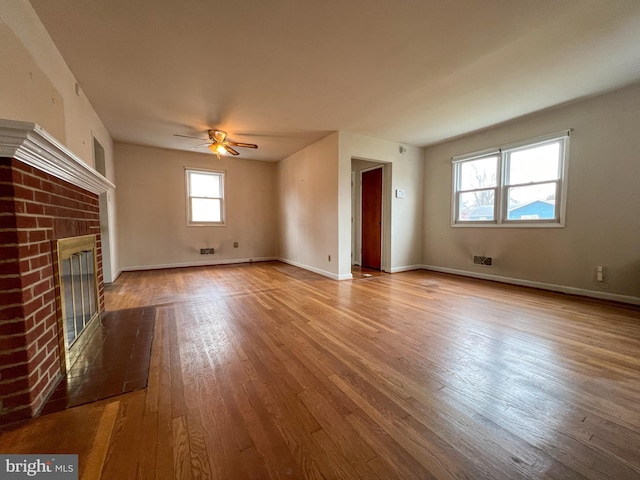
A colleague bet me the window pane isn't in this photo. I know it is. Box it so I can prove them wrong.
[507,182,557,220]
[507,142,560,185]
[459,156,498,190]
[190,172,220,198]
[458,190,495,221]
[191,198,221,222]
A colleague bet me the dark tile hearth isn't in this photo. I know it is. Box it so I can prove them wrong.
[41,307,156,415]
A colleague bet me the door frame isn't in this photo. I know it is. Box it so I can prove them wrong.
[92,135,113,283]
[353,162,391,271]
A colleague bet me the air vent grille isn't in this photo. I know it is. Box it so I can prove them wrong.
[473,255,493,266]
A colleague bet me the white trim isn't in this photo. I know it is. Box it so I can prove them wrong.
[421,264,640,306]
[277,258,351,281]
[452,148,501,164]
[109,269,123,283]
[389,264,423,273]
[121,257,278,272]
[500,129,571,152]
[184,166,227,175]
[0,119,114,194]
[120,258,354,281]
[452,221,565,229]
[451,130,571,162]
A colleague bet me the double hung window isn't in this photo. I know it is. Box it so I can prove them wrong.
[186,169,225,225]
[452,131,569,226]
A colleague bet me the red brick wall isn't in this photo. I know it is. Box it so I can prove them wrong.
[0,157,103,424]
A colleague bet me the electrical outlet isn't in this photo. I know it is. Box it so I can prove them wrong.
[233,242,239,248]
[596,265,604,282]
[328,255,331,262]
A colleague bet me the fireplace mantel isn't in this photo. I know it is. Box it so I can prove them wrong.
[0,119,111,423]
[0,119,114,195]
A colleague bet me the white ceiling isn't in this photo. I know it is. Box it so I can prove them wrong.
[29,0,640,161]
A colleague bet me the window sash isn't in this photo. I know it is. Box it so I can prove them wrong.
[190,197,222,223]
[455,188,497,222]
[504,140,562,186]
[503,181,560,223]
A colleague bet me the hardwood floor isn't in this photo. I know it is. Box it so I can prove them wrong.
[1,261,639,479]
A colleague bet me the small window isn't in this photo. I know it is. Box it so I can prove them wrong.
[452,131,569,227]
[186,169,225,225]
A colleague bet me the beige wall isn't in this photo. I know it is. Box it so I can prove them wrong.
[277,133,340,278]
[115,143,277,270]
[277,131,424,280]
[0,1,117,280]
[423,82,640,303]
[0,1,113,170]
[339,132,423,278]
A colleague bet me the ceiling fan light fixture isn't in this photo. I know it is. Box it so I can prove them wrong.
[208,143,227,155]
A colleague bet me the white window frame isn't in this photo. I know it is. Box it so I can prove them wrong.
[185,168,226,226]
[451,130,570,228]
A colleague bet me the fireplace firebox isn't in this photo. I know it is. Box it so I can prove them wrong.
[56,235,101,372]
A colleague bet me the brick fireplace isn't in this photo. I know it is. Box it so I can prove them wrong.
[0,120,113,424]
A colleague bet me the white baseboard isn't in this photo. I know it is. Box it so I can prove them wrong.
[277,258,351,281]
[389,264,424,273]
[109,269,122,283]
[120,256,278,273]
[116,260,639,305]
[421,265,640,306]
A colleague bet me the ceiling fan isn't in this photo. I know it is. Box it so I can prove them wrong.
[175,129,258,157]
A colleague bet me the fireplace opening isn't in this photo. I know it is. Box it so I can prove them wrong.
[56,235,101,372]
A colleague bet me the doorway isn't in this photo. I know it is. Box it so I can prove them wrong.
[93,137,113,283]
[361,167,383,270]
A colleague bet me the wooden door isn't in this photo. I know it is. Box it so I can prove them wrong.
[361,167,382,269]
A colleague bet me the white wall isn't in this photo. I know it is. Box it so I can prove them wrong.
[0,0,118,281]
[423,82,640,303]
[339,132,424,278]
[115,143,277,271]
[277,133,340,278]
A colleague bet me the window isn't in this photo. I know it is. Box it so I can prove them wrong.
[452,131,570,227]
[186,169,225,225]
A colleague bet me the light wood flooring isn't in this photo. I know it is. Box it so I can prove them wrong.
[1,261,639,479]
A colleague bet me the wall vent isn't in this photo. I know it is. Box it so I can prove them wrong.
[473,255,493,266]
[200,248,215,255]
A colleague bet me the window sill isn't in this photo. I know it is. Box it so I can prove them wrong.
[452,221,565,228]
[187,222,227,227]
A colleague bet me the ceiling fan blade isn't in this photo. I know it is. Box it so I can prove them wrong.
[174,134,208,141]
[188,142,212,150]
[224,145,240,156]
[227,141,258,149]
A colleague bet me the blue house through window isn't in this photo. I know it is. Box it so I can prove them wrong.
[508,200,555,220]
